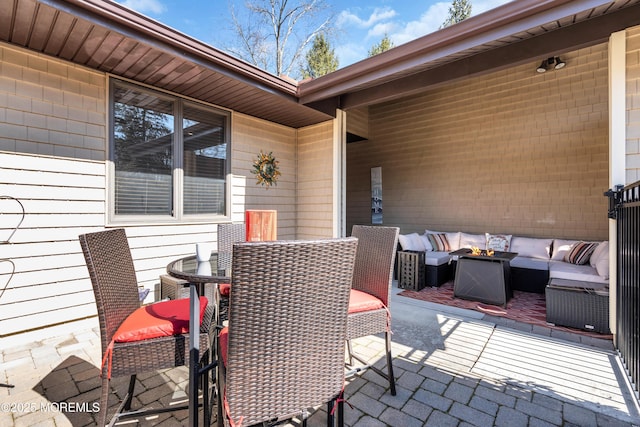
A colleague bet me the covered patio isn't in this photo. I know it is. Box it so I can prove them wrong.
[2,0,640,425]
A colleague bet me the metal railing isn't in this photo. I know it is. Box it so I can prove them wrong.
[609,181,640,398]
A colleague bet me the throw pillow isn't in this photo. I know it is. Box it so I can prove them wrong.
[594,242,610,279]
[510,237,552,259]
[427,233,450,252]
[551,239,579,260]
[589,241,607,268]
[398,233,426,251]
[564,241,598,265]
[398,234,412,251]
[485,233,512,251]
[426,230,460,250]
[409,233,426,251]
[459,232,486,249]
[447,231,461,250]
[419,233,434,251]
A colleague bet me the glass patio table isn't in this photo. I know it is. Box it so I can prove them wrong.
[166,254,230,427]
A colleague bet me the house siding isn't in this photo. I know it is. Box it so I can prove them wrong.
[0,148,229,336]
[0,43,106,161]
[627,26,640,184]
[231,113,298,239]
[347,43,610,240]
[0,44,109,336]
[296,121,335,239]
[0,44,331,338]
[346,107,369,139]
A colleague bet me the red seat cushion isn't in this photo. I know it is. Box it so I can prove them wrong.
[113,296,208,342]
[218,327,229,366]
[219,283,231,297]
[348,289,385,314]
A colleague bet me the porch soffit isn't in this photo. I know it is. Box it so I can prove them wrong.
[298,0,640,112]
[1,0,332,128]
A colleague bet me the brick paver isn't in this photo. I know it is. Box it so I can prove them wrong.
[1,287,639,427]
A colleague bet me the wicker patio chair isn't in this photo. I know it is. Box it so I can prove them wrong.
[216,223,245,323]
[79,229,215,427]
[346,225,400,395]
[217,223,246,272]
[217,237,358,427]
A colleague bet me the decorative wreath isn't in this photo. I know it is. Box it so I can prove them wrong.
[251,151,281,188]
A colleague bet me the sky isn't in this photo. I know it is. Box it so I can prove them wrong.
[115,0,512,71]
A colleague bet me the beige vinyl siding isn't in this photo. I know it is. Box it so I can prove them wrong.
[0,151,227,337]
[0,46,243,337]
[627,26,640,183]
[0,153,103,336]
[231,113,297,239]
[347,43,610,241]
[297,121,335,239]
[346,107,369,139]
[0,46,313,337]
[231,114,336,240]
[0,43,106,161]
[0,45,108,336]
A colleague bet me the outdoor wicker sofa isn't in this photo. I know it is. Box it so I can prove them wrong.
[397,230,611,333]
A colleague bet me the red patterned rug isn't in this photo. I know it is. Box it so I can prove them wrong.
[399,281,612,340]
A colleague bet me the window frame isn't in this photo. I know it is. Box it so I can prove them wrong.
[107,78,231,225]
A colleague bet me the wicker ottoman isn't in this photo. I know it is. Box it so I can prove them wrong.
[398,250,426,291]
[545,278,610,333]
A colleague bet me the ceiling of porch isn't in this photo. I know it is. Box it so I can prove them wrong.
[298,0,640,113]
[2,0,640,128]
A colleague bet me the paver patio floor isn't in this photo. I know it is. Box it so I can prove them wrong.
[1,284,639,426]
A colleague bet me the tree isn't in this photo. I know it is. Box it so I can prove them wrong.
[440,0,472,29]
[300,33,338,78]
[367,33,394,57]
[113,103,172,173]
[228,0,334,78]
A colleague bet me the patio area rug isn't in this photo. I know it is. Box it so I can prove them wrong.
[399,281,613,340]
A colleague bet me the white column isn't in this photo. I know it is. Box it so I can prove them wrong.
[608,30,626,337]
[333,109,347,238]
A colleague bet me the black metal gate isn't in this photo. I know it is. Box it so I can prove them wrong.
[608,181,640,398]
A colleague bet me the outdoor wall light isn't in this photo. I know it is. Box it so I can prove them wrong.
[536,56,566,73]
[536,60,548,73]
[553,56,566,69]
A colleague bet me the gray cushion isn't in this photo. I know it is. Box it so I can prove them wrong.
[425,251,451,266]
[548,260,608,284]
[510,256,549,271]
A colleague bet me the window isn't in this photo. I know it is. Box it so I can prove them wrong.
[109,79,230,222]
